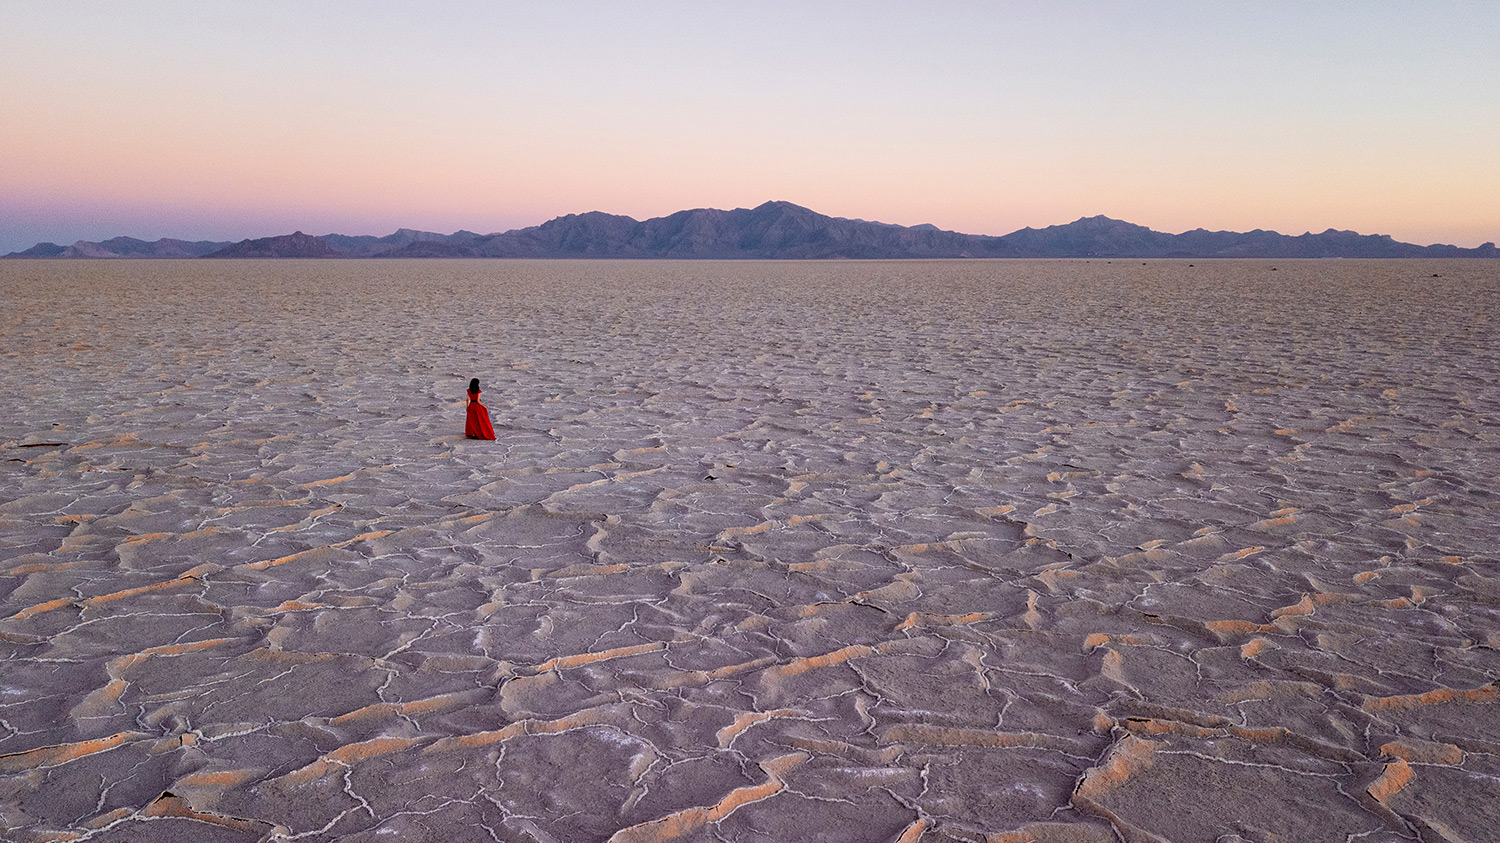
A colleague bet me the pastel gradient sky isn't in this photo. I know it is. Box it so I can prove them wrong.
[3,1,1498,252]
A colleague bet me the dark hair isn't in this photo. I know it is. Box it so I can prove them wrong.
[468,378,480,392]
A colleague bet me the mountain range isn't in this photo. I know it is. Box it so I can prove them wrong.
[7,201,1496,259]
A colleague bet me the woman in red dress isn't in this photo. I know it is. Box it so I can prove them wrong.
[465,378,496,440]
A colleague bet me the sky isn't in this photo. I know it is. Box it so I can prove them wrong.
[2,1,1498,252]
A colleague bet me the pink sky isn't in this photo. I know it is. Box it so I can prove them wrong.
[3,2,1497,251]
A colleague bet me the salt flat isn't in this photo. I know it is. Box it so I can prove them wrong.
[1,258,1497,842]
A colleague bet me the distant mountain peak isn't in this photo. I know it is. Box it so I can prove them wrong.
[1067,215,1145,228]
[754,200,816,212]
[205,231,342,259]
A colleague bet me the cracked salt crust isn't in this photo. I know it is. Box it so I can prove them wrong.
[1,258,1498,841]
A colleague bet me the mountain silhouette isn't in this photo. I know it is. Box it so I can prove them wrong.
[8,202,1496,259]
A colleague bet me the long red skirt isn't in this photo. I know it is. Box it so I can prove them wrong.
[465,391,496,440]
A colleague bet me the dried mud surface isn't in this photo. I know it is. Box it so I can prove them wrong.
[1,258,1497,843]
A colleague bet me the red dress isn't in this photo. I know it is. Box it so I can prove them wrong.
[465,389,496,440]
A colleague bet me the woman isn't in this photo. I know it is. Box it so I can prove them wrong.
[465,378,496,440]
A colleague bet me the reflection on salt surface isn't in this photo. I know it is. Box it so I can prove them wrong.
[1,259,1498,841]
